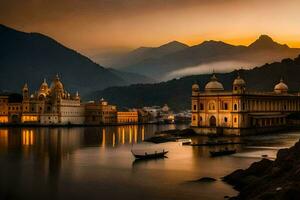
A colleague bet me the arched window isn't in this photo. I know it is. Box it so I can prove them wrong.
[209,102,215,110]
[224,103,228,110]
[234,104,238,110]
[224,117,228,122]
[193,104,197,111]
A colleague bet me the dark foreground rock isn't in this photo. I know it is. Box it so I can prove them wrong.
[192,177,217,182]
[223,139,300,200]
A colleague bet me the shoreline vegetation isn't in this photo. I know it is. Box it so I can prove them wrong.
[223,139,300,200]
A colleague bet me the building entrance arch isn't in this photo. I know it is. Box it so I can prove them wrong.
[209,116,216,127]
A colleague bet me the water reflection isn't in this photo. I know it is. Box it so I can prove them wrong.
[0,125,300,200]
[0,125,184,178]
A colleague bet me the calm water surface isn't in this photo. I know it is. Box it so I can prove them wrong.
[0,124,300,200]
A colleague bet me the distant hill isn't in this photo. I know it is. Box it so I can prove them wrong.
[87,55,300,111]
[108,68,154,84]
[0,24,152,94]
[106,35,300,80]
[104,41,189,69]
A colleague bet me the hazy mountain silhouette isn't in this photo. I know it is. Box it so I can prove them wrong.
[105,41,189,69]
[88,55,300,111]
[108,35,300,80]
[248,35,289,49]
[0,24,152,94]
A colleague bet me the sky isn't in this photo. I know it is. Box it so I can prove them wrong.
[1,0,300,55]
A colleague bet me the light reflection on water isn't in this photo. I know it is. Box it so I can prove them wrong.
[0,125,300,200]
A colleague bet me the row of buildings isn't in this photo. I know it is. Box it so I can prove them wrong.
[191,74,300,135]
[0,75,139,125]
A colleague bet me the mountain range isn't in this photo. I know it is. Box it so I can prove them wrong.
[88,55,300,111]
[101,35,300,81]
[0,24,153,95]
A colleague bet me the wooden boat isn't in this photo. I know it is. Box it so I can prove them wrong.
[210,149,236,157]
[131,149,168,159]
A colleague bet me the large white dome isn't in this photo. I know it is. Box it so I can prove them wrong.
[205,74,224,92]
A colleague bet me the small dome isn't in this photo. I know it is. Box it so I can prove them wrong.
[274,78,288,93]
[192,83,199,91]
[205,74,224,92]
[51,74,64,91]
[233,75,246,86]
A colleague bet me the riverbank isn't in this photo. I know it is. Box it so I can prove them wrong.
[0,122,186,128]
[224,139,300,199]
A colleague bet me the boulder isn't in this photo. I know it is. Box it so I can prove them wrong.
[246,159,273,176]
[224,139,300,199]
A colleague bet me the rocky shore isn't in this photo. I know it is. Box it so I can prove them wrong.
[224,139,300,200]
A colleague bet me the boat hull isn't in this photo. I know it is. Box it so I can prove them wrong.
[132,151,168,160]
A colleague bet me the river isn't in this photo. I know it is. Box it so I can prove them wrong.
[0,124,299,200]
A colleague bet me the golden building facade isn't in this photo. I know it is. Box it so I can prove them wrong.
[117,111,139,124]
[191,74,300,135]
[0,75,85,125]
[85,99,117,125]
[21,75,85,125]
[0,96,9,123]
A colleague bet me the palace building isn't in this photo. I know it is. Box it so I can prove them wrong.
[191,74,300,135]
[85,98,117,125]
[0,75,85,125]
[22,75,85,125]
[0,75,140,125]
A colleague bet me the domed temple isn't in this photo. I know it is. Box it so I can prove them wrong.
[0,74,140,125]
[191,74,299,135]
[20,75,85,125]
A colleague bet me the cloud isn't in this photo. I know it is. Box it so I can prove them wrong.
[164,60,257,79]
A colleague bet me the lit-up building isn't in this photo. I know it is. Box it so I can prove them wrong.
[85,98,117,125]
[0,75,140,125]
[20,75,85,125]
[0,96,9,123]
[191,74,300,135]
[0,94,23,123]
[117,111,139,124]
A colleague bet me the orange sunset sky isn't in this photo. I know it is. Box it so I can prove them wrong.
[1,0,300,55]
